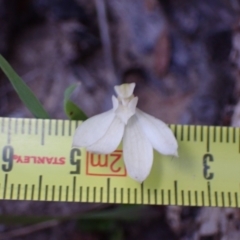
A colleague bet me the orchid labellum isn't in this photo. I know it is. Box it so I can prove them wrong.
[73,83,178,182]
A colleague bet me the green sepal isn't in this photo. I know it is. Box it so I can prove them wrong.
[64,83,88,120]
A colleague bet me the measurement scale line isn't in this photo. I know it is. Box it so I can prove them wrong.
[48,120,52,135]
[215,192,218,207]
[24,185,28,200]
[194,125,197,141]
[55,120,58,136]
[72,177,76,201]
[114,188,117,203]
[62,121,65,136]
[180,126,184,141]
[201,191,205,206]
[100,187,103,203]
[86,187,89,202]
[68,121,72,136]
[107,178,110,203]
[148,189,150,204]
[207,182,211,206]
[235,193,238,207]
[181,190,184,205]
[52,186,55,201]
[206,126,210,152]
[93,187,96,202]
[220,127,223,142]
[21,119,24,134]
[134,189,137,204]
[233,127,236,143]
[58,186,62,201]
[200,126,204,142]
[188,191,191,206]
[228,192,232,206]
[17,184,21,200]
[174,125,178,139]
[195,191,198,206]
[3,174,8,199]
[66,186,69,201]
[24,184,28,200]
[128,188,130,204]
[222,192,225,207]
[28,119,31,134]
[35,119,38,135]
[41,120,45,145]
[226,127,229,143]
[141,183,144,204]
[38,175,42,200]
[1,118,4,134]
[161,190,164,205]
[154,189,157,204]
[79,186,82,202]
[31,185,35,200]
[10,184,14,199]
[213,126,216,142]
[187,125,190,141]
[120,188,123,204]
[45,185,48,201]
[174,181,178,205]
[7,118,11,144]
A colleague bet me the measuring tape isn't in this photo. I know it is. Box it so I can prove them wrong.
[0,117,239,207]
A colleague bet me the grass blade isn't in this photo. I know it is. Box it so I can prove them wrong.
[0,54,50,118]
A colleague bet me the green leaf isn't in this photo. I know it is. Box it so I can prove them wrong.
[0,205,159,226]
[0,54,50,119]
[64,83,88,120]
[78,219,117,232]
[79,205,154,221]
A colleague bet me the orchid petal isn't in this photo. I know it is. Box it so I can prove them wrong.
[72,110,115,147]
[87,116,124,154]
[112,96,119,110]
[136,109,178,156]
[114,83,136,98]
[123,116,153,182]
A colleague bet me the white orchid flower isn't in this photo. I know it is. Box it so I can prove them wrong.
[73,83,178,182]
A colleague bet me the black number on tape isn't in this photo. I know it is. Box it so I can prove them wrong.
[203,153,214,180]
[2,145,14,172]
[70,148,81,174]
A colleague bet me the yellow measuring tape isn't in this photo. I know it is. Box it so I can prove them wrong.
[0,117,239,207]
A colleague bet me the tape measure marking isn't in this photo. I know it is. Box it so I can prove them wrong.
[1,117,240,207]
[2,173,240,206]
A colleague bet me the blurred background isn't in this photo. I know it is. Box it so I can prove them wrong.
[1,0,240,239]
